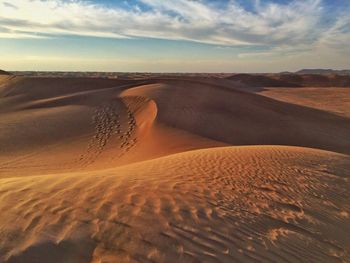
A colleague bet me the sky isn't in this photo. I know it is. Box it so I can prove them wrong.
[0,0,349,72]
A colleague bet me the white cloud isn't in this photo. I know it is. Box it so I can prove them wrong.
[0,0,348,55]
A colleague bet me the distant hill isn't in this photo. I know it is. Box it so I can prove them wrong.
[0,69,11,75]
[296,69,350,75]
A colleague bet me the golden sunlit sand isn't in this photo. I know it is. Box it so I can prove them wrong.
[0,75,349,262]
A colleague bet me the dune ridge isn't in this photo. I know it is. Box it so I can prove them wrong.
[0,76,349,262]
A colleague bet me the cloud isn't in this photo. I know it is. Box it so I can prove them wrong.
[316,11,350,54]
[0,0,349,54]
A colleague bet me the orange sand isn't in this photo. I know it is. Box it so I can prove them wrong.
[0,76,349,262]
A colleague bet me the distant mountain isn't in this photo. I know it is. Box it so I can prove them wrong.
[296,69,350,75]
[0,69,11,75]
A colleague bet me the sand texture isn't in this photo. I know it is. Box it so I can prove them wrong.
[0,76,349,262]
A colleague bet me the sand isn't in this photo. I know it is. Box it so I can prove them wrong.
[259,87,350,118]
[0,76,349,262]
[227,73,350,88]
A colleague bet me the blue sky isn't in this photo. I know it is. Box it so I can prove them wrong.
[0,0,349,72]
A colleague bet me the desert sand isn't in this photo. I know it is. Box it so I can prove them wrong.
[0,74,349,262]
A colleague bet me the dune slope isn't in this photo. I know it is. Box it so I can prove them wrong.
[0,77,224,176]
[0,146,349,263]
[259,87,350,118]
[122,80,350,154]
[0,70,11,76]
[226,73,350,87]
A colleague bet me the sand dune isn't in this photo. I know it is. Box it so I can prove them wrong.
[296,69,350,76]
[227,73,350,87]
[0,76,349,262]
[1,146,349,262]
[259,87,350,118]
[0,70,11,76]
[122,80,350,154]
[227,74,300,87]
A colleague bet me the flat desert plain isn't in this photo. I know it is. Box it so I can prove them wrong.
[0,73,349,262]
